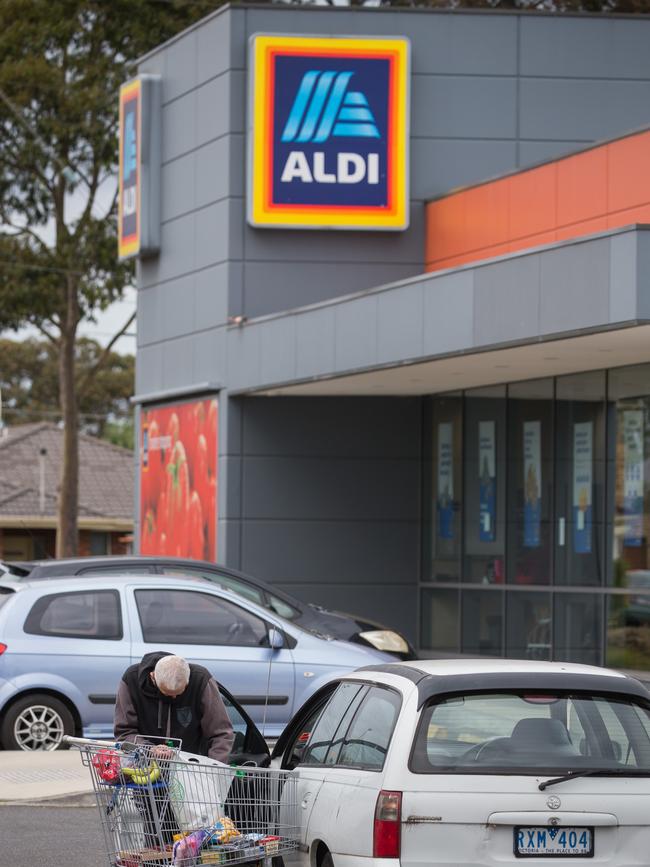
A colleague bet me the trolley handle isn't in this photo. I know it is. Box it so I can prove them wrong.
[63,735,118,748]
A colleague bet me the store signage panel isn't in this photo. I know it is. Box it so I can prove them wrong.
[118,75,161,260]
[248,34,410,230]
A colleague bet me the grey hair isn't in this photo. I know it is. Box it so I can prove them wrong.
[154,655,190,693]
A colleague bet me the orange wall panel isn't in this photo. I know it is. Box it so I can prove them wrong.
[556,147,607,228]
[508,165,557,240]
[426,126,650,273]
[607,131,650,214]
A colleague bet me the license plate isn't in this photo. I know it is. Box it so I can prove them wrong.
[514,827,594,858]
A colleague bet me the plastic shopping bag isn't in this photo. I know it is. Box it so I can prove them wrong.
[170,750,235,832]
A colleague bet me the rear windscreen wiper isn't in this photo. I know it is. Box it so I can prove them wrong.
[540,768,650,790]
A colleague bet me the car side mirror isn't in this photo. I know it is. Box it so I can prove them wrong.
[268,627,284,650]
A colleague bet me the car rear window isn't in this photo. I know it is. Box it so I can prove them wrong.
[24,590,122,640]
[411,691,650,774]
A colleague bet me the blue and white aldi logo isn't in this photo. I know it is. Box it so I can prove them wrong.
[248,35,410,231]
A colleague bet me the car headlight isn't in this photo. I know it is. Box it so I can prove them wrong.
[358,630,409,653]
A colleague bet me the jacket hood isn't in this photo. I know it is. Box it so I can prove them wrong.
[137,650,174,699]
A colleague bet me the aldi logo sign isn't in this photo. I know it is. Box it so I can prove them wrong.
[248,35,410,231]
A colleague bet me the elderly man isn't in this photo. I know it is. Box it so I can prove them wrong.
[114,651,234,761]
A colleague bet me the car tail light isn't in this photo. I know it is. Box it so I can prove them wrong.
[373,790,401,858]
[0,643,6,654]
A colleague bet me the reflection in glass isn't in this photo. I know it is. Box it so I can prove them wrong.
[463,387,506,584]
[462,590,503,655]
[506,591,551,659]
[421,588,459,652]
[555,372,606,586]
[507,380,554,585]
[554,593,602,665]
[606,587,650,671]
[429,396,463,582]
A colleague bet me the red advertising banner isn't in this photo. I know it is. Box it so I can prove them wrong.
[139,397,218,560]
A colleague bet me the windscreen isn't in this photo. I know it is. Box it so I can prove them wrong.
[411,691,650,774]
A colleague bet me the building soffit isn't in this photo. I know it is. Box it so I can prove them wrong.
[225,226,650,397]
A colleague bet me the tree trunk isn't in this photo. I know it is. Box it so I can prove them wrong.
[56,277,80,558]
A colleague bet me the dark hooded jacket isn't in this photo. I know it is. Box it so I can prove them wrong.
[114,651,234,761]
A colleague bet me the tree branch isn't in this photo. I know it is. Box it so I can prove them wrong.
[1,218,52,255]
[32,320,60,346]
[77,310,135,399]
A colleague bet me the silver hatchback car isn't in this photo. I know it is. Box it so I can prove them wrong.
[0,575,392,750]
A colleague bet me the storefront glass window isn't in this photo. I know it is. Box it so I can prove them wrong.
[506,591,551,660]
[428,395,463,582]
[554,371,606,586]
[606,591,650,671]
[463,386,506,584]
[554,592,602,665]
[507,379,554,585]
[420,588,459,652]
[461,589,503,656]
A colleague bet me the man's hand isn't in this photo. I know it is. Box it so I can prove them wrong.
[151,744,174,760]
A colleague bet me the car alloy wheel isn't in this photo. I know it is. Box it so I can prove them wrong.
[1,694,74,751]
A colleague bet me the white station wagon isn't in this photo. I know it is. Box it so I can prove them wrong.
[273,658,650,867]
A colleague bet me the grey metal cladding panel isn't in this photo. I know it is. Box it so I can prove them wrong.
[195,137,230,209]
[196,75,228,147]
[193,326,227,386]
[284,581,417,641]
[162,334,196,391]
[242,262,419,319]
[227,325,261,392]
[240,396,422,459]
[135,343,164,396]
[609,231,638,323]
[143,213,195,286]
[520,18,650,79]
[518,140,589,168]
[194,262,229,330]
[163,29,198,104]
[241,456,420,521]
[539,239,610,335]
[519,79,650,142]
[422,270,474,356]
[335,296,378,373]
[295,306,336,380]
[161,153,195,223]
[411,76,516,140]
[244,8,517,75]
[376,284,424,366]
[636,231,650,321]
[411,139,518,202]
[162,273,195,341]
[195,199,231,270]
[137,287,163,348]
[197,9,232,84]
[242,204,423,264]
[259,317,297,385]
[228,261,244,317]
[474,255,541,347]
[219,518,242,570]
[221,455,242,517]
[162,91,196,163]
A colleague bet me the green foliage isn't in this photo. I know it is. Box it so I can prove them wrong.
[0,336,134,440]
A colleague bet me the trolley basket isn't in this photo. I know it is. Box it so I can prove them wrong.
[66,737,300,867]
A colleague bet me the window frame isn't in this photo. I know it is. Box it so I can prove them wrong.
[23,589,123,641]
[301,680,402,772]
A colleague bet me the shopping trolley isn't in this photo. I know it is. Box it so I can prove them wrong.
[65,737,300,867]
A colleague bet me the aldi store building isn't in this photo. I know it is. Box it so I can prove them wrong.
[130,3,650,671]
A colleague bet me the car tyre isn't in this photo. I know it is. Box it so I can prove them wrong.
[1,694,75,751]
[320,852,334,867]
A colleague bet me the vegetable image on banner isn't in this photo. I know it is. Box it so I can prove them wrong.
[140,397,218,560]
[479,421,496,542]
[573,421,593,554]
[437,422,454,540]
[623,409,644,547]
[523,421,541,548]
